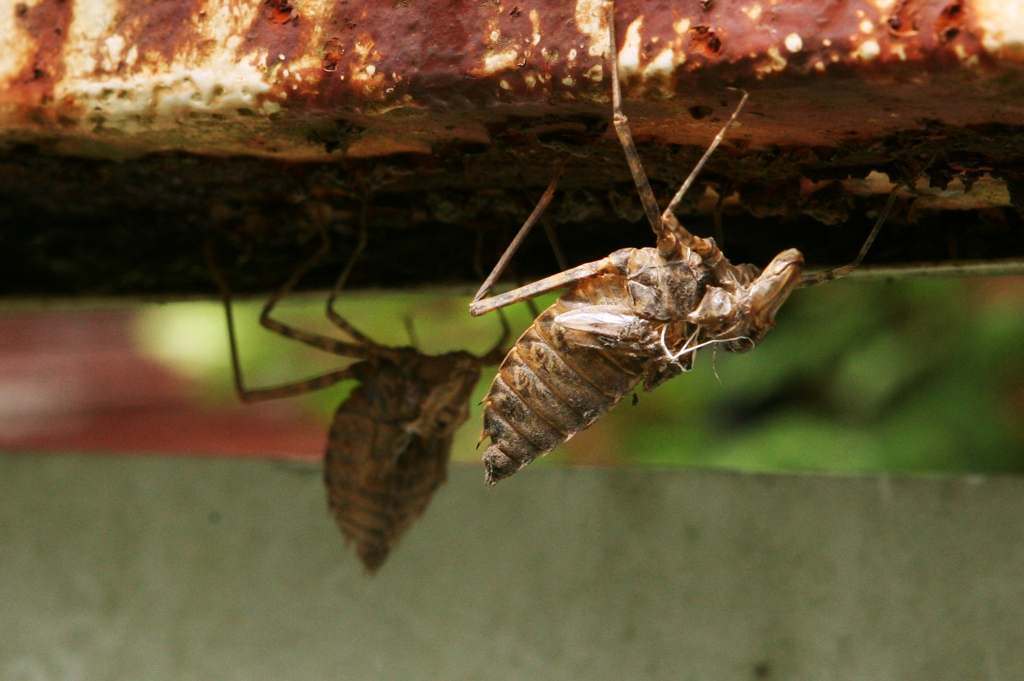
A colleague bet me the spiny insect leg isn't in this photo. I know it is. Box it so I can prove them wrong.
[472,156,569,306]
[205,243,363,403]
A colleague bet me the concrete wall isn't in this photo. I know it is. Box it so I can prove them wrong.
[2,454,1022,680]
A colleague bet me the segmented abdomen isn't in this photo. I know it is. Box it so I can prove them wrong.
[323,351,482,572]
[325,396,452,573]
[322,363,460,573]
[480,278,650,485]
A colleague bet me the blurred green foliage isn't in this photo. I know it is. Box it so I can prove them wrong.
[137,276,1024,474]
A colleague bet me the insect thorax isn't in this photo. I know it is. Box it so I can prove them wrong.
[623,247,708,322]
[556,247,706,323]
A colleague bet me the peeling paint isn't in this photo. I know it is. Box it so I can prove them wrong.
[756,46,788,76]
[50,0,272,135]
[482,48,520,75]
[974,0,1024,53]
[642,47,679,80]
[853,39,881,60]
[618,16,643,75]
[575,0,610,57]
[0,0,1022,163]
[529,9,542,46]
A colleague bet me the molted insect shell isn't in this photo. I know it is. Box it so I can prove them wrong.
[480,247,705,485]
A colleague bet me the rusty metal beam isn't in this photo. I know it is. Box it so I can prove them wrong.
[1,0,1023,297]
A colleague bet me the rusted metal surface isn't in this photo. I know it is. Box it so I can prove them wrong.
[1,0,1023,296]
[3,0,1024,156]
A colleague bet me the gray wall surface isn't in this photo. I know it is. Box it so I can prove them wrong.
[1,454,1022,680]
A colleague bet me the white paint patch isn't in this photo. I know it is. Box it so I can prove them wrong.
[859,19,874,34]
[973,0,1024,53]
[853,39,881,61]
[53,0,272,133]
[742,4,763,21]
[483,48,520,74]
[575,0,611,57]
[873,0,896,9]
[641,48,679,79]
[0,1,38,88]
[673,18,691,35]
[618,16,644,76]
[529,9,542,46]
[784,33,803,53]
[101,34,126,72]
[755,46,787,76]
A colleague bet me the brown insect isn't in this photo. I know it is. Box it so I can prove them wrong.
[469,2,917,486]
[208,209,507,573]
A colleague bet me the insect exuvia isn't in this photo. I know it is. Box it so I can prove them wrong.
[469,2,917,486]
[208,204,507,573]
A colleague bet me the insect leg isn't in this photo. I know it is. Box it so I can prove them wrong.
[607,1,663,238]
[469,254,625,317]
[325,198,378,345]
[540,214,570,272]
[205,243,362,403]
[247,220,384,359]
[471,157,569,305]
[606,1,735,269]
[661,92,749,220]
[795,186,901,288]
[795,154,934,288]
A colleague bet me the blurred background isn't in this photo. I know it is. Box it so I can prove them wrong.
[2,274,1023,473]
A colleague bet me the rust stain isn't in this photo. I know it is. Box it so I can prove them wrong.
[97,0,206,73]
[244,0,311,71]
[0,0,1019,160]
[287,0,610,114]
[610,0,993,88]
[10,0,73,112]
[258,0,1009,125]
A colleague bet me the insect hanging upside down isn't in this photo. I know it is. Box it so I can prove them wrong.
[208,209,507,573]
[469,2,914,486]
